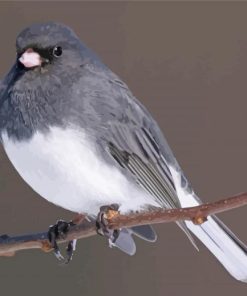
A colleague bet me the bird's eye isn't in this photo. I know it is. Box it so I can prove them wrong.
[52,46,63,57]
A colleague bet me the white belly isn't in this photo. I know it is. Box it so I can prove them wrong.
[1,127,157,215]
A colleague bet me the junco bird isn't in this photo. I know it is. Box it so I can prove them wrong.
[0,22,247,281]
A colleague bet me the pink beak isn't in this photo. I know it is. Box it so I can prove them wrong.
[19,48,42,68]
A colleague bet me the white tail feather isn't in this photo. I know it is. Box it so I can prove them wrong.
[186,217,247,282]
[169,166,247,282]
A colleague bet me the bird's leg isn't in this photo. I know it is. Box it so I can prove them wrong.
[65,214,86,263]
[96,204,120,245]
[48,220,74,262]
[48,214,86,264]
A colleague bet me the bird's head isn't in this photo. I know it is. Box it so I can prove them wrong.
[14,22,89,84]
[0,22,98,139]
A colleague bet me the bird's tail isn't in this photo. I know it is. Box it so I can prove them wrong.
[169,166,247,282]
[185,214,247,282]
[112,225,157,256]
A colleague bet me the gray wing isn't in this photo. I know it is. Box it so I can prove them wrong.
[96,79,197,248]
[101,80,186,210]
[75,65,197,247]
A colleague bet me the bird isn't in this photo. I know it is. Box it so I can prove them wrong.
[0,22,247,281]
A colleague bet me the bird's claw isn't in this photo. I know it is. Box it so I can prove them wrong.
[96,204,120,244]
[54,248,65,261]
[48,220,76,264]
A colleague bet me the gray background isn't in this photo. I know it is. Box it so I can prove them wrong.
[0,1,247,295]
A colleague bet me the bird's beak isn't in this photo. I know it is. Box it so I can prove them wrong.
[19,48,42,68]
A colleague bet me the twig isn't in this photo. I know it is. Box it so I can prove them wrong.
[0,192,247,257]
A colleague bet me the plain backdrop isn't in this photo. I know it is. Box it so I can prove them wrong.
[0,1,247,295]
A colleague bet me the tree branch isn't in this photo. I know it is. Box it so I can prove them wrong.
[0,192,247,257]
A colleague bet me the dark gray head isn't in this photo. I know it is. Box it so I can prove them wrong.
[15,22,93,88]
[0,22,102,140]
[16,22,79,52]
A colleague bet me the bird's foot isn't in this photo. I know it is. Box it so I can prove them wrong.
[48,220,76,264]
[96,204,120,244]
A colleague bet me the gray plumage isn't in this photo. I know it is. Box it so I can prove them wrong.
[1,22,247,281]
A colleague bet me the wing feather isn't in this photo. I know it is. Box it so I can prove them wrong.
[107,128,197,249]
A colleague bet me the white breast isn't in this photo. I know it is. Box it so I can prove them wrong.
[1,127,158,215]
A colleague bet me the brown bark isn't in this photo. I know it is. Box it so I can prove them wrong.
[0,192,247,257]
